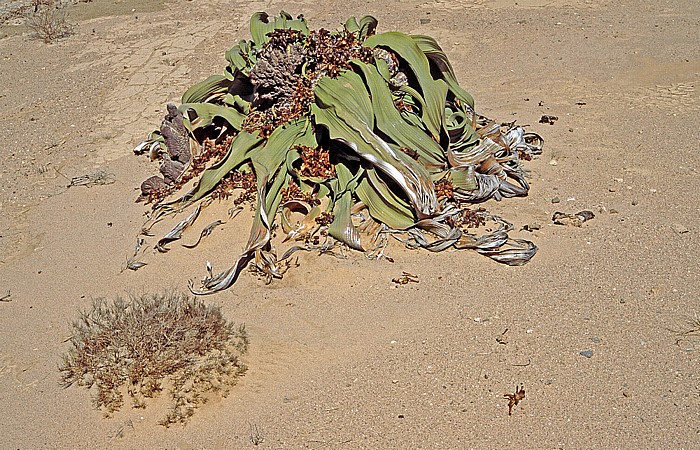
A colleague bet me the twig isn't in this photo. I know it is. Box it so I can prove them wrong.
[68,170,116,188]
[504,384,526,416]
[511,358,531,367]
[249,422,264,446]
[0,290,11,302]
[496,328,509,345]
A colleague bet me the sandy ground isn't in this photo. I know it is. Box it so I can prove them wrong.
[1,0,698,447]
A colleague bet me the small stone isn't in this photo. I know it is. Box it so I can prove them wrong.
[551,196,561,204]
[608,187,617,192]
[579,350,593,358]
[609,209,619,214]
[521,223,541,232]
[631,200,639,206]
[590,336,601,343]
[672,223,689,235]
[549,159,558,166]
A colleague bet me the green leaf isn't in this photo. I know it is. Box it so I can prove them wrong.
[225,40,256,73]
[250,11,309,46]
[181,75,235,104]
[364,32,446,140]
[356,168,415,230]
[222,94,250,114]
[410,34,475,109]
[327,163,363,250]
[358,15,378,39]
[445,106,480,151]
[311,88,439,219]
[248,118,316,215]
[344,16,359,34]
[351,61,445,168]
[179,103,246,131]
[178,131,263,204]
[314,70,374,129]
[449,166,478,191]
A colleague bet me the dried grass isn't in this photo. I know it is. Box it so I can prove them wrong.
[25,0,73,44]
[60,292,248,426]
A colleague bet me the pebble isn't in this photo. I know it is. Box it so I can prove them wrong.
[631,199,639,206]
[579,350,594,358]
[551,196,561,204]
[672,223,689,235]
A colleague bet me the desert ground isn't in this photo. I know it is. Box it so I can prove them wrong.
[0,0,698,447]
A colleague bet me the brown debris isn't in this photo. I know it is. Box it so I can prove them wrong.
[211,170,257,204]
[400,146,420,161]
[434,177,454,200]
[504,384,526,416]
[455,208,486,229]
[539,115,558,125]
[314,211,335,226]
[392,272,419,284]
[298,145,335,179]
[280,179,319,205]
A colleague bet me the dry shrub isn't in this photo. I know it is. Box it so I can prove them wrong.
[60,292,248,426]
[25,0,73,43]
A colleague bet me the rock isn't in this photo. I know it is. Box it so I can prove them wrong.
[552,210,595,227]
[579,350,593,358]
[672,223,690,235]
[521,223,541,232]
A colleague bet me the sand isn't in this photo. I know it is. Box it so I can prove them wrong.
[1,0,698,447]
